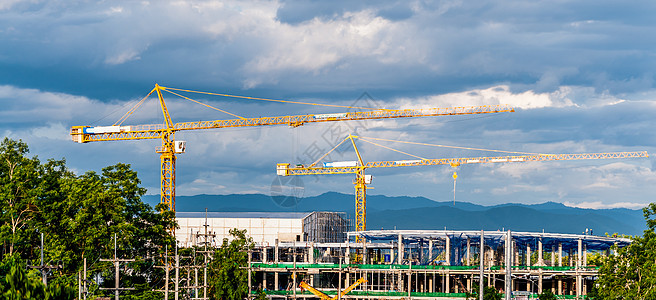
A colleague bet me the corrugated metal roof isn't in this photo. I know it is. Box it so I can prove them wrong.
[176,211,312,219]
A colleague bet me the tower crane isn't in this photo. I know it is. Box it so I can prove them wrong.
[276,135,649,238]
[70,84,514,212]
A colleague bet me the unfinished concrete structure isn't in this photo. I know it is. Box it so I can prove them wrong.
[248,230,629,299]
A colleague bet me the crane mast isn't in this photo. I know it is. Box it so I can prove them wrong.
[70,84,514,212]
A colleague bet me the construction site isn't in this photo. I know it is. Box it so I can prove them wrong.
[172,209,628,299]
[69,85,648,299]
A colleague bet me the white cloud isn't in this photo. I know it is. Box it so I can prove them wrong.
[563,201,646,210]
[105,49,141,65]
[394,85,576,110]
[246,10,393,72]
[0,0,29,11]
[29,123,69,140]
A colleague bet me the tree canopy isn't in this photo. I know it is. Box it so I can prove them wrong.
[594,203,656,299]
[0,138,177,299]
[208,228,254,300]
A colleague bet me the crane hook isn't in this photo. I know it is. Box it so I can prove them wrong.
[452,171,457,205]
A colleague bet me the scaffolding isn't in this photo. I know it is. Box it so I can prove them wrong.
[249,229,630,299]
[303,212,351,243]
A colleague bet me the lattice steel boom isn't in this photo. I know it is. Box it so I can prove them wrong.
[70,84,514,212]
[276,136,649,236]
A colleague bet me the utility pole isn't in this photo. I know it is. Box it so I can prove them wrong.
[28,233,62,287]
[479,230,484,300]
[191,208,215,300]
[175,253,179,300]
[155,245,170,299]
[84,257,88,300]
[505,230,512,300]
[99,233,135,300]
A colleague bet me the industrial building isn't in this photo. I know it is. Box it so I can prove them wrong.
[175,211,350,247]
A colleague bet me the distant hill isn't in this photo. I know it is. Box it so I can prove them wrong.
[143,192,647,236]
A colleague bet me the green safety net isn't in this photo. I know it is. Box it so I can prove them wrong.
[251,263,597,271]
[254,290,589,299]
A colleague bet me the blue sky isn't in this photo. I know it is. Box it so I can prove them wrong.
[1,0,655,209]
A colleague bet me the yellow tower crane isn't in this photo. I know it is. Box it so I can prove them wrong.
[70,84,514,212]
[276,135,649,238]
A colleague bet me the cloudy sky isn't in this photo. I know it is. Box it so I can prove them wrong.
[2,0,655,209]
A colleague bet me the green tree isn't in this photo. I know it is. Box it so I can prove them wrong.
[208,228,254,300]
[595,202,656,299]
[465,284,502,300]
[0,138,42,257]
[483,286,502,300]
[1,256,46,300]
[0,138,177,299]
[538,289,557,300]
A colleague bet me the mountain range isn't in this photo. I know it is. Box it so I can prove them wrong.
[143,192,647,236]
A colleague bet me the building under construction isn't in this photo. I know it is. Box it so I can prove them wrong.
[177,212,629,299]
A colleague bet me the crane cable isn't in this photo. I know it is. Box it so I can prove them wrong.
[162,86,392,111]
[114,88,156,126]
[115,85,392,126]
[357,136,546,156]
[308,136,352,168]
[353,135,543,206]
[356,138,426,161]
[162,88,247,120]
[452,171,457,206]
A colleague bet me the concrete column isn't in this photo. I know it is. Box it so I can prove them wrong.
[262,272,267,290]
[551,245,556,266]
[446,271,450,293]
[583,244,587,267]
[420,240,424,265]
[487,248,494,268]
[577,239,583,268]
[363,242,368,265]
[398,234,403,265]
[309,243,314,264]
[526,277,530,292]
[466,238,471,266]
[429,239,433,265]
[274,272,279,290]
[569,249,573,267]
[422,272,426,292]
[446,236,451,266]
[274,239,279,263]
[429,275,434,293]
[263,247,268,263]
[558,244,563,267]
[346,241,350,264]
[527,244,531,267]
[558,278,562,295]
[538,239,543,266]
